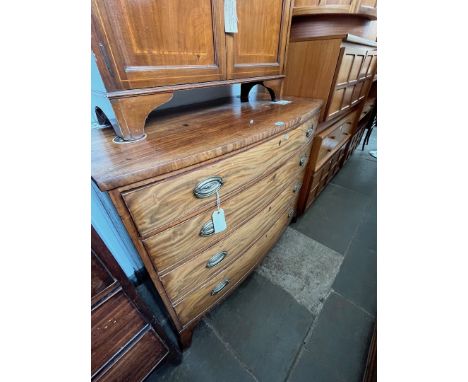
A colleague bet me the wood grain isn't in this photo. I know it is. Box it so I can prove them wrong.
[282,39,342,121]
[94,328,168,382]
[290,14,377,42]
[91,0,226,90]
[143,144,310,274]
[174,206,293,326]
[226,0,292,79]
[161,174,301,304]
[121,114,317,238]
[91,290,146,375]
[92,96,322,191]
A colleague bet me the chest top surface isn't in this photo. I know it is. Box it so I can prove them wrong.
[92,96,322,191]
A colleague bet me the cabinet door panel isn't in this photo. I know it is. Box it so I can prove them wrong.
[227,0,292,79]
[92,0,226,90]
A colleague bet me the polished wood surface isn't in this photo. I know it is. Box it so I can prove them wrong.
[283,38,342,121]
[92,290,147,375]
[91,0,226,90]
[95,328,167,382]
[293,0,376,19]
[92,97,322,348]
[92,97,321,191]
[121,115,315,238]
[162,176,301,304]
[227,0,292,79]
[143,145,309,274]
[296,108,359,215]
[290,14,377,42]
[174,206,293,326]
[91,227,180,379]
[92,0,296,141]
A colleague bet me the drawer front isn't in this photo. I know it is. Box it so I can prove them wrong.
[94,328,168,382]
[315,110,356,170]
[91,290,146,376]
[143,145,309,273]
[122,117,317,238]
[161,174,301,303]
[174,207,293,326]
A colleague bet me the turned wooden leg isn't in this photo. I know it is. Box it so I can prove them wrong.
[109,92,173,142]
[179,328,194,350]
[240,79,283,102]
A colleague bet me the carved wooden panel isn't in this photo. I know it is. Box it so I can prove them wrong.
[92,0,226,90]
[226,0,292,79]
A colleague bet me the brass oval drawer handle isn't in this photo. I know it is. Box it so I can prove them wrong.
[193,176,224,199]
[293,182,302,193]
[299,156,307,167]
[211,278,230,296]
[200,220,215,237]
[306,127,314,139]
[206,251,227,268]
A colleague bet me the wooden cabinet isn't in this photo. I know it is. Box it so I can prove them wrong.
[92,0,226,90]
[283,33,377,122]
[296,109,358,213]
[92,96,322,349]
[91,227,181,381]
[226,0,292,79]
[293,0,376,18]
[92,0,293,142]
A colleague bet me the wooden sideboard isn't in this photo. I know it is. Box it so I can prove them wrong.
[91,227,181,381]
[283,31,376,215]
[92,96,322,348]
[92,0,294,141]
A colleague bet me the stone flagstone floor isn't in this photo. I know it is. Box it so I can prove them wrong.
[146,130,377,382]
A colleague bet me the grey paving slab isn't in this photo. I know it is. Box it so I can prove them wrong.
[288,292,374,382]
[148,321,255,382]
[332,236,376,316]
[331,155,377,196]
[257,227,343,316]
[292,184,371,254]
[207,273,314,382]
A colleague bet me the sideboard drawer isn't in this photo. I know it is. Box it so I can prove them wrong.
[160,174,301,303]
[315,110,356,170]
[142,145,309,273]
[122,118,317,238]
[91,291,146,375]
[174,207,293,326]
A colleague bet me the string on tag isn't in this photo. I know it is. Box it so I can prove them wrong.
[216,190,221,211]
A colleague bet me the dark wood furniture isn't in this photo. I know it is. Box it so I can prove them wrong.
[91,226,181,381]
[282,29,376,215]
[92,96,322,348]
[92,0,294,141]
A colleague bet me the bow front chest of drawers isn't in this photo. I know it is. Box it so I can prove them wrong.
[92,96,322,348]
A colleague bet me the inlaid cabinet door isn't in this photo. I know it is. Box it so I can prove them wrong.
[226,0,293,79]
[91,0,226,90]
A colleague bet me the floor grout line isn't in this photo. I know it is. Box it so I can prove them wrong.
[203,318,260,382]
[331,289,375,319]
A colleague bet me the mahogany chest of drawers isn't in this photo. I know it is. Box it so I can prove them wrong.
[92,96,322,348]
[91,227,181,380]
